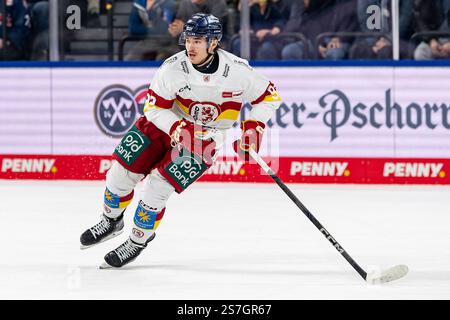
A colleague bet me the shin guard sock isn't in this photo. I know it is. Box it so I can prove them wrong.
[103,188,134,219]
[130,200,166,244]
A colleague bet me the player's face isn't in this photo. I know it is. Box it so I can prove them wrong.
[185,36,209,64]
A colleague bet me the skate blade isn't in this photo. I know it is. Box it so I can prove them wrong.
[99,256,140,269]
[99,262,113,269]
[80,229,124,250]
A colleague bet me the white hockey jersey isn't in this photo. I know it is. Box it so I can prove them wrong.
[143,49,282,136]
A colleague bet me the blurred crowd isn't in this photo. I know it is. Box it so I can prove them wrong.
[0,0,49,60]
[0,0,104,60]
[3,0,450,61]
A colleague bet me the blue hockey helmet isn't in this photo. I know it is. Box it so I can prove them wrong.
[179,13,223,47]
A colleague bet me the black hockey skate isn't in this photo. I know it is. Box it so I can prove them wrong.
[80,213,124,249]
[100,233,156,269]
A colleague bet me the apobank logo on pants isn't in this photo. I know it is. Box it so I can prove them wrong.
[94,84,148,137]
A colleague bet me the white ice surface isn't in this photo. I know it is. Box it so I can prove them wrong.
[0,180,449,299]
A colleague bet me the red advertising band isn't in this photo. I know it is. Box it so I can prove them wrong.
[0,155,449,185]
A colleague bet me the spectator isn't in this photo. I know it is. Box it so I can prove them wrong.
[349,0,414,60]
[232,0,285,60]
[268,0,359,60]
[272,0,297,21]
[26,0,49,60]
[413,0,450,60]
[125,0,178,60]
[86,0,101,28]
[168,0,229,41]
[0,0,31,60]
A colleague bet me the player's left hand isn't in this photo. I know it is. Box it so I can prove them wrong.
[233,120,265,161]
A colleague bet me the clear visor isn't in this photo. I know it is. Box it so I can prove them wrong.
[178,32,221,46]
[178,32,189,46]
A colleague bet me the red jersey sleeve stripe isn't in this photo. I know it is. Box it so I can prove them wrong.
[250,82,273,105]
[147,89,174,109]
[175,94,194,107]
[220,101,242,111]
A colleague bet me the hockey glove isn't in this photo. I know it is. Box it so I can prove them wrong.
[169,119,217,164]
[233,120,265,161]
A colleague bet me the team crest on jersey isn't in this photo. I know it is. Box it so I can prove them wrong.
[189,102,220,125]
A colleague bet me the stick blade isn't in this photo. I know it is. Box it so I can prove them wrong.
[366,264,409,284]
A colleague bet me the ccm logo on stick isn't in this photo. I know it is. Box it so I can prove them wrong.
[320,228,345,253]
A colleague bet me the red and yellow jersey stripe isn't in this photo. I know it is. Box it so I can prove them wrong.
[175,95,242,122]
[143,89,174,112]
[251,82,282,105]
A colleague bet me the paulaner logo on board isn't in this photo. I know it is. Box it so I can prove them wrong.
[95,85,450,142]
[240,88,450,142]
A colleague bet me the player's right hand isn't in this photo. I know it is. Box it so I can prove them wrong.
[233,119,265,161]
[169,120,216,164]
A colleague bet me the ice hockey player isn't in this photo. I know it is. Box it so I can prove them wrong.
[80,13,282,268]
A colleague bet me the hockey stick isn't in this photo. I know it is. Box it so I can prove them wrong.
[248,148,408,284]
